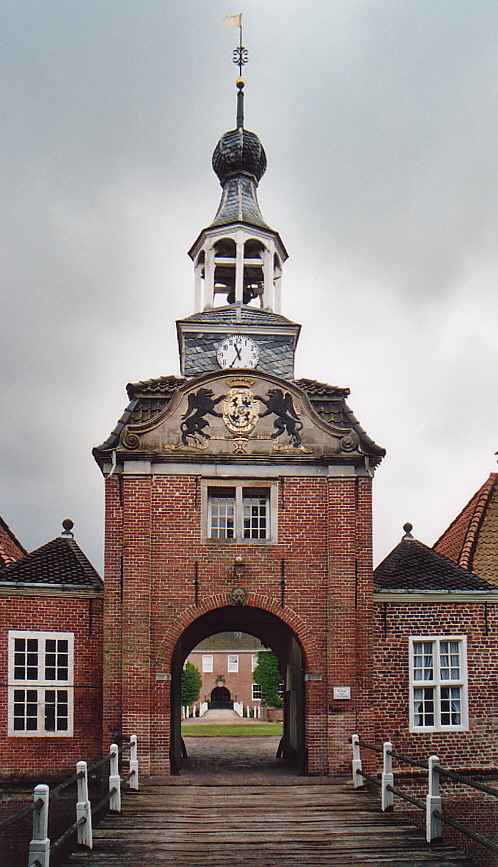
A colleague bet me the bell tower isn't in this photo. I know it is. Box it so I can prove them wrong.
[176,77,300,380]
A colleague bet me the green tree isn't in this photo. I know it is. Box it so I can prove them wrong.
[253,650,283,708]
[181,661,202,706]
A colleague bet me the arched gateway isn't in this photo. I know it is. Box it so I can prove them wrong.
[93,76,384,778]
[169,605,307,772]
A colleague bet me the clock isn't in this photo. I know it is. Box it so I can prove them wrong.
[216,334,260,369]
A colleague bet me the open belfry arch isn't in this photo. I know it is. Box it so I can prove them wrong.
[93,63,385,776]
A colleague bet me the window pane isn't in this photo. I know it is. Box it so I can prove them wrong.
[45,638,69,681]
[243,491,268,540]
[441,686,461,725]
[13,688,38,731]
[202,655,213,673]
[228,655,238,673]
[44,689,69,732]
[13,637,39,681]
[210,491,235,539]
[252,683,261,700]
[413,641,433,682]
[413,686,434,727]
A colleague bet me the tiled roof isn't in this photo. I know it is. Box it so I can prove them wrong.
[0,536,103,591]
[0,516,26,566]
[178,307,298,328]
[434,473,498,585]
[374,535,494,591]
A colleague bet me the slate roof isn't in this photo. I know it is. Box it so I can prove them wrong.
[374,533,495,592]
[178,307,298,328]
[0,536,103,592]
[433,472,498,585]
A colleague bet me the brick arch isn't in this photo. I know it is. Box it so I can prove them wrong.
[154,591,321,673]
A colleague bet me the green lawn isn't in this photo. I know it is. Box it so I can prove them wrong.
[181,722,283,737]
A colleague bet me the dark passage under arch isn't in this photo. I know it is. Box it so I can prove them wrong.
[170,605,305,775]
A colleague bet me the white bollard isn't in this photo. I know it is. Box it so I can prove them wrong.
[129,734,139,790]
[76,760,93,848]
[28,784,50,867]
[351,734,363,788]
[381,741,394,810]
[426,755,442,842]
[109,743,121,812]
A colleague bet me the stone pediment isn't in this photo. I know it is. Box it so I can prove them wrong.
[117,371,365,460]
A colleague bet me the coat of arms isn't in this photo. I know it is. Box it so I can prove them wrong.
[222,388,260,434]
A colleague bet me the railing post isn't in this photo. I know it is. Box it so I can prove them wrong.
[28,784,50,867]
[109,742,121,812]
[76,760,93,848]
[129,734,139,791]
[426,755,442,842]
[381,741,394,811]
[351,734,363,788]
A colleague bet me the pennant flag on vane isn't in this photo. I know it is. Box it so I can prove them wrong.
[224,13,242,27]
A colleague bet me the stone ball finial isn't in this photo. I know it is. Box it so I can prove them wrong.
[402,522,414,540]
[61,518,74,537]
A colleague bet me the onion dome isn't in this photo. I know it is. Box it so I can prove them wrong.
[212,127,267,186]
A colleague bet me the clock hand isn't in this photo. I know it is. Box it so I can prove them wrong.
[229,344,243,367]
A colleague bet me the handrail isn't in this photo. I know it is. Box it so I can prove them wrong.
[0,734,138,867]
[0,798,43,834]
[435,764,498,798]
[350,733,498,856]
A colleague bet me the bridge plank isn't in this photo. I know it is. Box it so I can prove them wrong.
[62,782,477,866]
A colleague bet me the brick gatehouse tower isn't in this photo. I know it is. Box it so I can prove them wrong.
[93,77,385,777]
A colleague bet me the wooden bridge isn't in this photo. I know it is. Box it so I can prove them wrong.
[62,780,476,867]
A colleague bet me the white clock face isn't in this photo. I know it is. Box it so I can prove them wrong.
[216,334,260,369]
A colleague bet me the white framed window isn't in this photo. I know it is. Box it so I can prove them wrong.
[252,654,259,672]
[228,654,239,673]
[8,631,74,737]
[203,482,278,543]
[202,654,213,673]
[252,682,262,700]
[409,637,468,732]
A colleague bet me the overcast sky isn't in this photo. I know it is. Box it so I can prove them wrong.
[1,1,497,572]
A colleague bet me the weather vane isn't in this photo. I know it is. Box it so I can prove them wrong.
[224,13,248,76]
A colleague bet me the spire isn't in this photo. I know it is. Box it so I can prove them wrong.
[187,26,287,313]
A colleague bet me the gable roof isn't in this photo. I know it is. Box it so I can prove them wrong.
[433,472,498,585]
[0,516,26,566]
[0,535,103,593]
[374,534,495,592]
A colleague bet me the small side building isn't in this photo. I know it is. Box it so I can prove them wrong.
[373,522,498,767]
[0,521,103,779]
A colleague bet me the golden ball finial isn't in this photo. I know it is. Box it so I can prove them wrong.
[236,76,245,90]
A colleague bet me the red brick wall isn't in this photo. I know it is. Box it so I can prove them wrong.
[103,471,375,776]
[0,594,103,779]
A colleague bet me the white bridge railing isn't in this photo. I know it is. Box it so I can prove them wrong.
[0,735,138,867]
[351,733,498,855]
